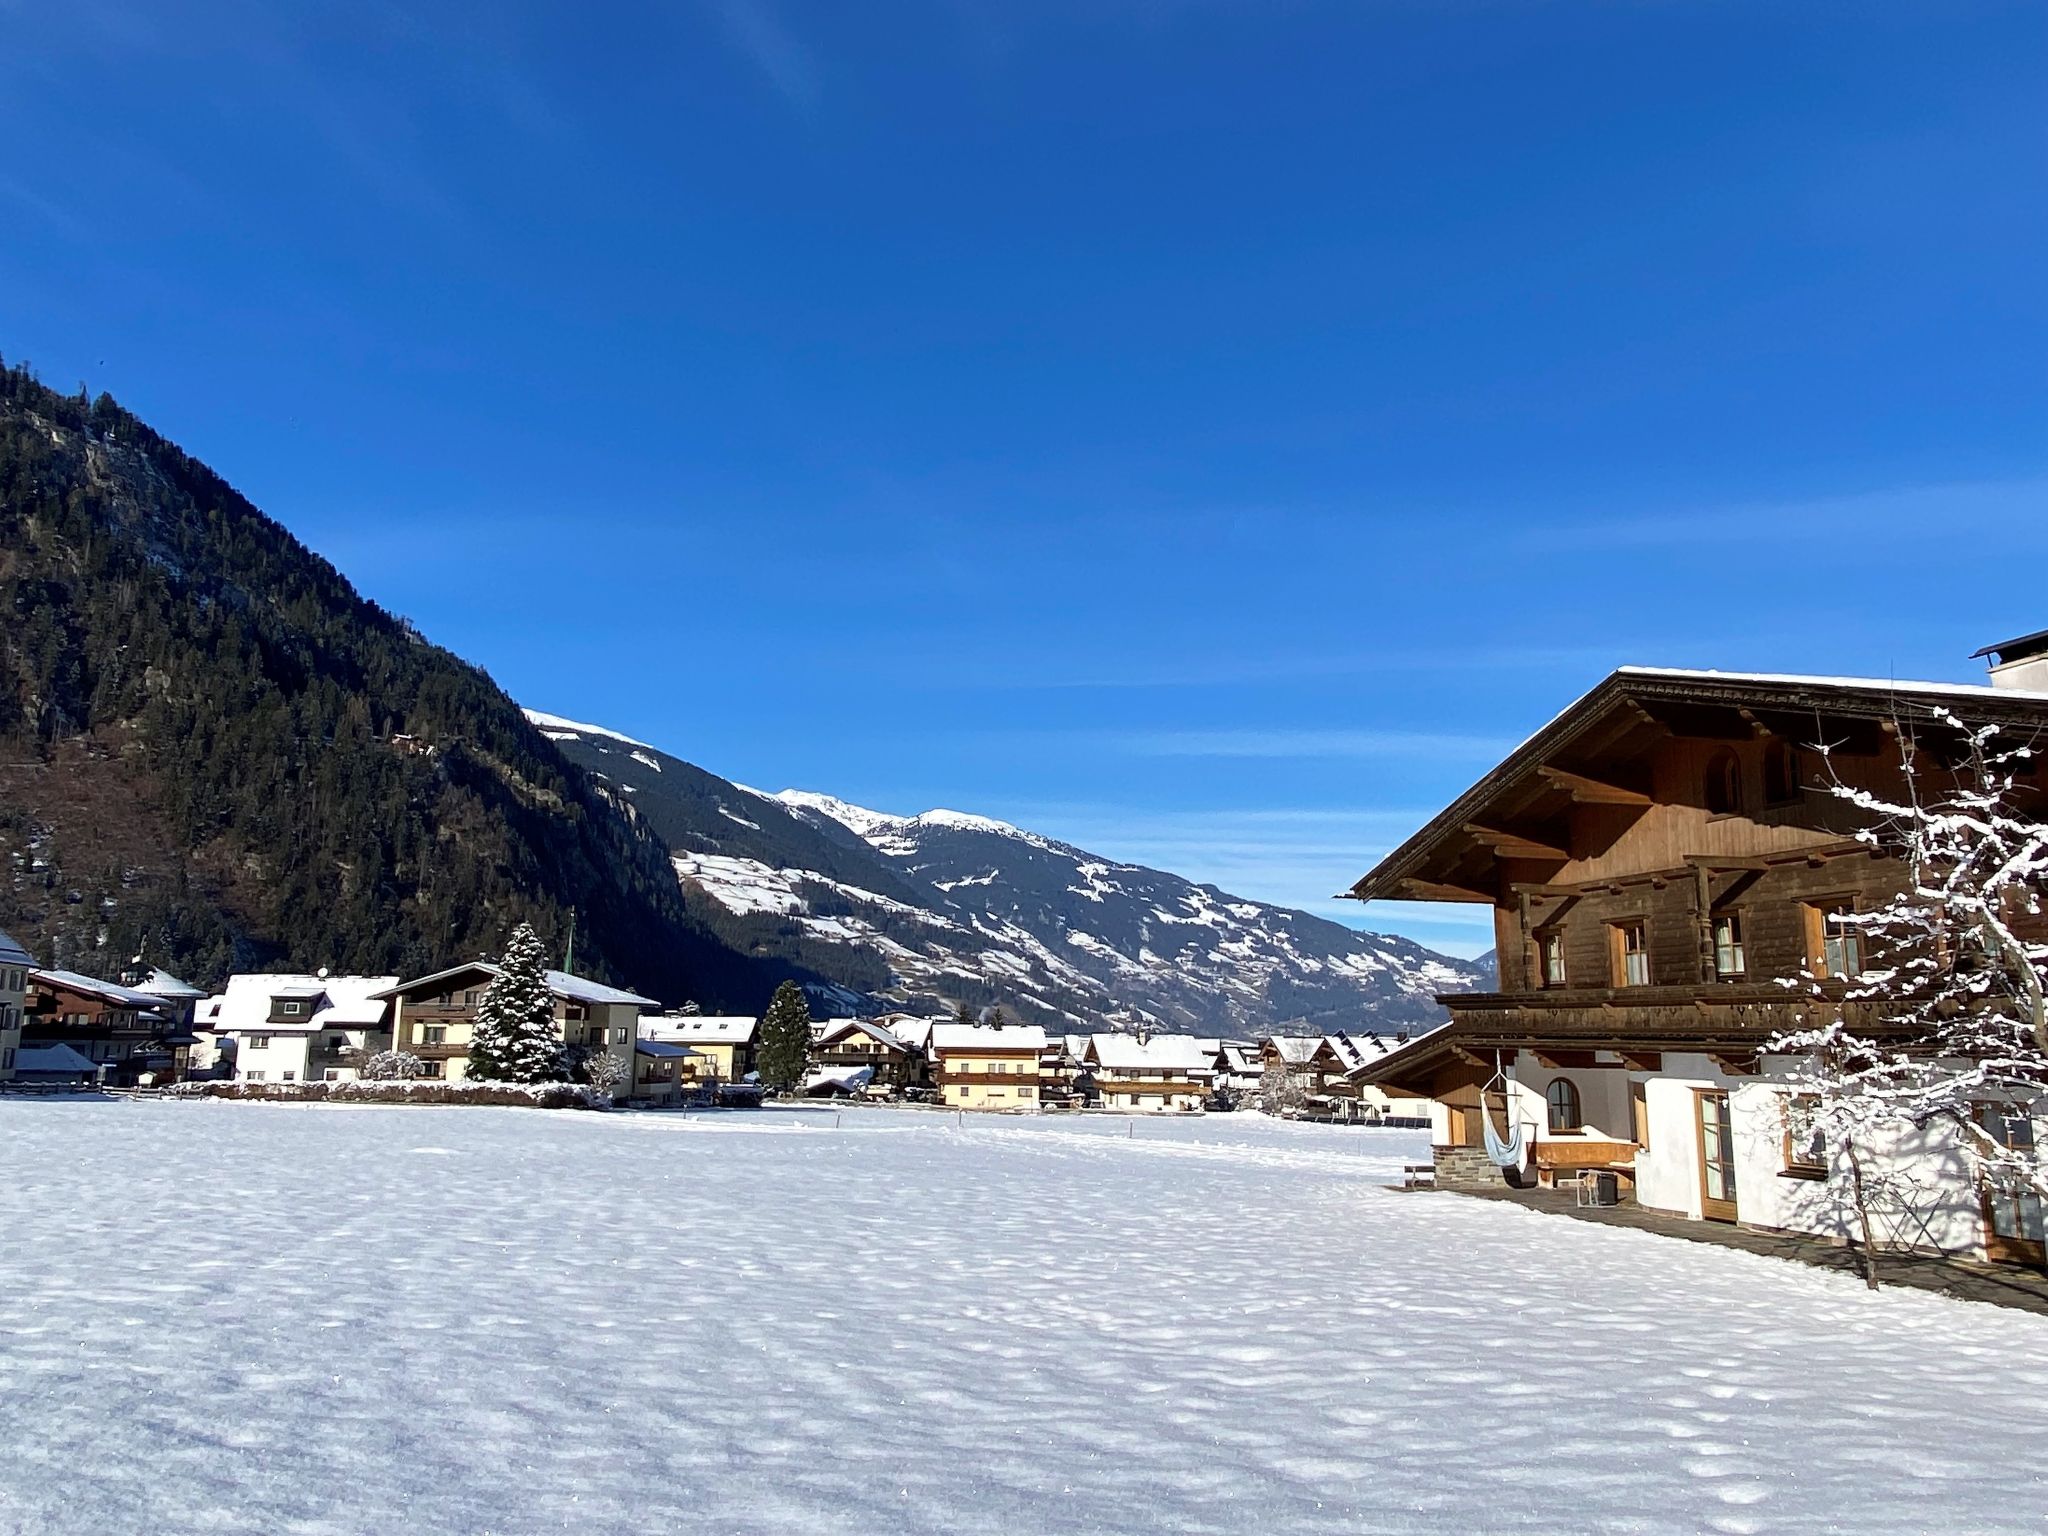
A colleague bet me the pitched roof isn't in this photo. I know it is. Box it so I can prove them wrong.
[0,928,33,968]
[1349,665,2048,905]
[210,974,397,1034]
[930,1022,1047,1053]
[373,962,657,1009]
[642,1014,758,1044]
[1265,1035,1326,1066]
[13,1042,96,1075]
[633,1039,702,1059]
[1085,1033,1213,1073]
[131,968,207,1000]
[814,1017,907,1051]
[30,969,167,1012]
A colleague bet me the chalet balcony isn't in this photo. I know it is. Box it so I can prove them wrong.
[1430,981,1892,1060]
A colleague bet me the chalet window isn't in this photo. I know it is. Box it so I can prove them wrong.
[281,1071,295,1083]
[423,1025,447,1045]
[1713,913,1746,978]
[324,1070,341,1082]
[418,1060,444,1079]
[1763,741,1801,805]
[564,1004,588,1022]
[1630,1079,1650,1149]
[1538,930,1567,988]
[276,999,306,1017]
[1808,902,1864,979]
[1610,921,1650,987]
[1546,1078,1583,1133]
[246,1034,271,1050]
[1704,751,1743,815]
[612,1027,629,1045]
[1783,1096,1828,1176]
[463,990,480,1008]
[245,1071,266,1082]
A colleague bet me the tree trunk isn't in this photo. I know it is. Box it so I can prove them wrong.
[1844,1137,1883,1290]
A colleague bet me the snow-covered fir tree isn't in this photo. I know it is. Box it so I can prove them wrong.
[466,923,568,1084]
[756,981,814,1095]
[1770,710,2048,1284]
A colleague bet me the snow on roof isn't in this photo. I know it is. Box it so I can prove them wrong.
[0,928,33,968]
[1614,664,2048,706]
[14,1043,96,1074]
[814,1017,906,1051]
[1086,1033,1214,1073]
[375,962,657,1010]
[642,1015,758,1044]
[804,1064,875,1093]
[210,974,398,1035]
[1266,1035,1326,1065]
[634,1039,701,1059]
[30,969,168,1011]
[521,708,652,749]
[131,968,206,999]
[930,1022,1047,1053]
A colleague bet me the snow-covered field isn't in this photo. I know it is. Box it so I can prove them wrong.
[4,1102,2045,1535]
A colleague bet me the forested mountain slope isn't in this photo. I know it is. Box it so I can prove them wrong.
[0,364,811,1007]
[537,716,1484,1034]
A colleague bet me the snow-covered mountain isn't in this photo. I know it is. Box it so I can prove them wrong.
[530,710,1484,1035]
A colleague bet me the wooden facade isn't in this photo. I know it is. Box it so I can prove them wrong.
[1352,665,2048,1259]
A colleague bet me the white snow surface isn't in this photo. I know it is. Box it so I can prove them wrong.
[2,1101,2044,1535]
[520,708,653,749]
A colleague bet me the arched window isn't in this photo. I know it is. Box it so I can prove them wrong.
[1704,750,1743,815]
[1546,1077,1582,1133]
[1763,740,1800,805]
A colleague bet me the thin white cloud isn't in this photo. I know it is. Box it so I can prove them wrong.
[713,0,820,109]
[1105,727,1512,760]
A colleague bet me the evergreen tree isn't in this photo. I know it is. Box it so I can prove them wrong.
[953,1000,974,1026]
[985,1005,1007,1029]
[757,980,814,1095]
[466,923,566,1084]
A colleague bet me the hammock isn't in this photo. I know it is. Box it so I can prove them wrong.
[1480,1052,1527,1170]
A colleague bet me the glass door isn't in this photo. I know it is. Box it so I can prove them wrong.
[1979,1106,2045,1266]
[1695,1090,1738,1222]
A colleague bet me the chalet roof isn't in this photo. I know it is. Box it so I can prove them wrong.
[1347,665,2048,906]
[211,974,397,1034]
[633,1039,701,1059]
[813,1017,907,1052]
[930,1022,1047,1053]
[1972,630,2048,664]
[373,963,657,1010]
[1265,1035,1326,1066]
[642,1014,758,1045]
[131,968,207,1000]
[0,928,34,968]
[30,969,169,1012]
[13,1043,96,1076]
[1085,1033,1213,1073]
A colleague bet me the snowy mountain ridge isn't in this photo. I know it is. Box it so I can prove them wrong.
[528,708,1487,1034]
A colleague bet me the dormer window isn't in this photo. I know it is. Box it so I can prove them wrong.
[277,999,305,1017]
[1704,751,1743,815]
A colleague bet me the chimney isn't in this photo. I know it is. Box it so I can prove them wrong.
[1974,631,2048,692]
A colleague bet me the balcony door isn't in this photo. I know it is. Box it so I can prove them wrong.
[1694,1089,1738,1222]
[1979,1106,2046,1266]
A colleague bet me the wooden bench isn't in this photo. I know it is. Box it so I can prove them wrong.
[1533,1140,1637,1195]
[1403,1162,1436,1189]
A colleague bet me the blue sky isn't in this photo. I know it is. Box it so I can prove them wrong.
[4,1,2044,958]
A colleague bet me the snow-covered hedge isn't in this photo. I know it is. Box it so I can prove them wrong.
[166,1079,610,1110]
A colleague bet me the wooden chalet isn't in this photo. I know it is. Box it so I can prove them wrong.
[22,968,189,1086]
[1351,662,2048,1264]
[377,963,659,1097]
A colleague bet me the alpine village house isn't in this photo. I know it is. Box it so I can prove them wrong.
[1351,647,2048,1267]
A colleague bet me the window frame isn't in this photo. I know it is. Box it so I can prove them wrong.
[1536,928,1567,988]
[1608,919,1650,988]
[1762,740,1801,806]
[1545,1077,1583,1134]
[1782,1094,1828,1178]
[1805,900,1865,980]
[1712,910,1747,979]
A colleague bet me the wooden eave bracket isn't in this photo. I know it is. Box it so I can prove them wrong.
[1534,765,1653,807]
[1462,822,1569,861]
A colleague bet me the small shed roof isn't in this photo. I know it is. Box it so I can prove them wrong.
[0,928,34,968]
[14,1043,96,1075]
